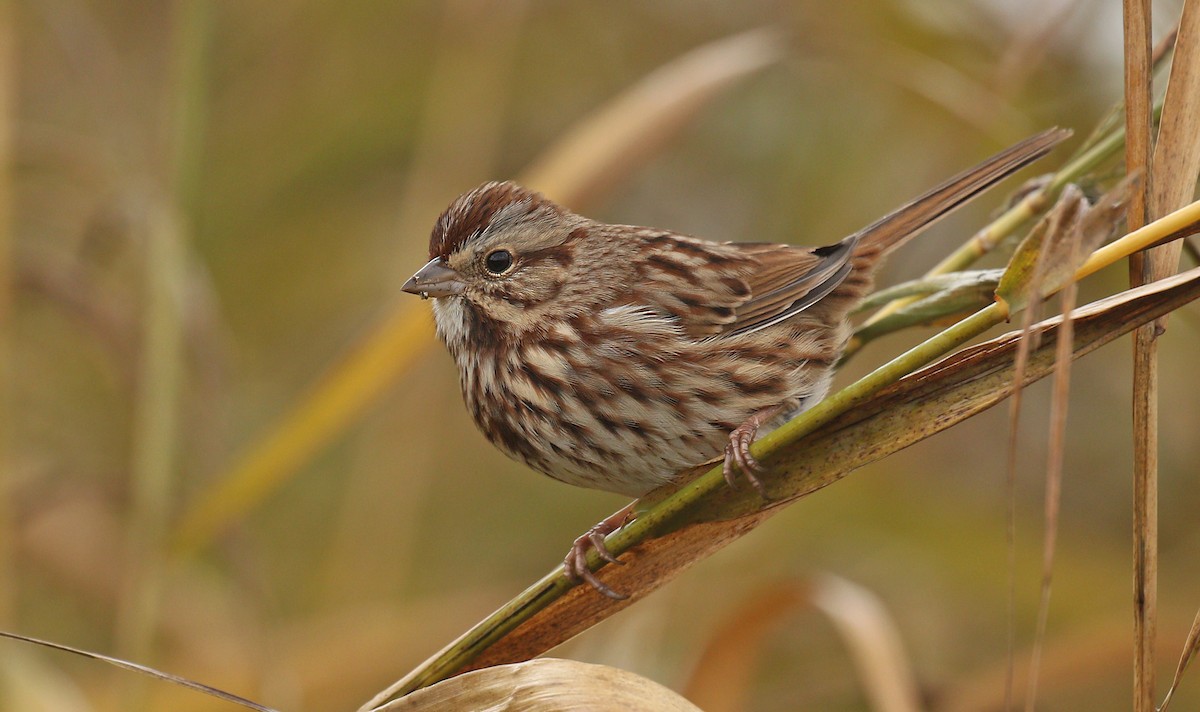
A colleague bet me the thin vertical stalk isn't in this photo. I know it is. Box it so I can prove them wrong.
[1129,192,1160,709]
[1024,235,1084,712]
[1123,0,1154,235]
[0,0,16,628]
[1121,1,1156,710]
[1132,2,1200,709]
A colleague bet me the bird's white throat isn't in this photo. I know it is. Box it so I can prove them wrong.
[432,296,470,349]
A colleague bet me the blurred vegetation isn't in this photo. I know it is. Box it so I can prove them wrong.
[5,1,1199,710]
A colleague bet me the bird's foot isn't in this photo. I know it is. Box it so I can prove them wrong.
[563,504,636,600]
[722,405,783,498]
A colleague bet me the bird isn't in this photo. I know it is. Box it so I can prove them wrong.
[403,128,1068,597]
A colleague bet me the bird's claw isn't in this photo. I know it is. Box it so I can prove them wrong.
[563,515,630,600]
[722,408,780,498]
[723,436,766,497]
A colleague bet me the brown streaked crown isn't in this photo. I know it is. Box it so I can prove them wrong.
[429,181,562,260]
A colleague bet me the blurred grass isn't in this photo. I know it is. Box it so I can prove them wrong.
[684,576,920,712]
[8,2,1200,711]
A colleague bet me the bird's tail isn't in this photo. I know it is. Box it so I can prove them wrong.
[851,128,1072,259]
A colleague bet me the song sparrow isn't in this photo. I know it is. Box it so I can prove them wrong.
[403,129,1068,597]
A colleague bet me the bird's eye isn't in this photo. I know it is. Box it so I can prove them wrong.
[484,249,513,274]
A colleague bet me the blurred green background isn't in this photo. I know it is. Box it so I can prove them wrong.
[5,1,1199,710]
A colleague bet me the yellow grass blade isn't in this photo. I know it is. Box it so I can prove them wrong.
[172,302,433,555]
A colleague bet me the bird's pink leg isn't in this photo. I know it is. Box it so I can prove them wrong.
[723,405,784,497]
[563,502,637,600]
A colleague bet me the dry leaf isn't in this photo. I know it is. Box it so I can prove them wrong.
[372,658,700,712]
[1160,607,1200,711]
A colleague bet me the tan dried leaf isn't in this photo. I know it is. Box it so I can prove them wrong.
[372,658,700,712]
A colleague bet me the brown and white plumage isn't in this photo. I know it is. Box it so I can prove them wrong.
[414,186,849,497]
[404,129,1068,499]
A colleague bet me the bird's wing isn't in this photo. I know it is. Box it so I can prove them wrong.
[722,237,857,336]
[629,231,856,338]
[624,128,1071,340]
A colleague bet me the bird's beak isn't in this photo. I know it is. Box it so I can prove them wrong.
[402,258,466,299]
